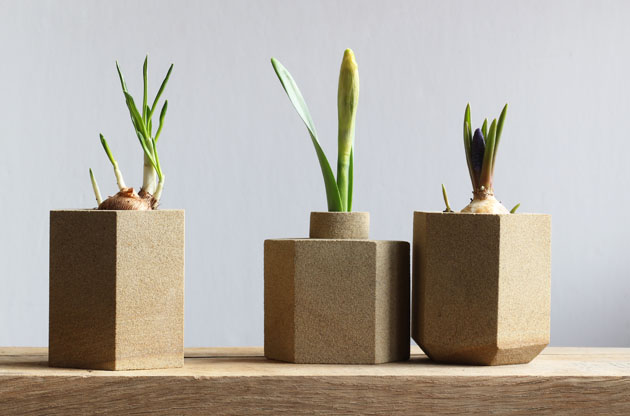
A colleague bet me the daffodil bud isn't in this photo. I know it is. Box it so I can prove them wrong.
[337,49,359,210]
[337,49,359,157]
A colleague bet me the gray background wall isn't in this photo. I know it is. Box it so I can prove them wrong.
[1,0,628,347]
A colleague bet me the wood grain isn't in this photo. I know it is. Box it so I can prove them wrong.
[1,347,629,415]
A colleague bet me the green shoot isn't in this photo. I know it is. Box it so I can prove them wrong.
[142,56,148,122]
[108,57,172,202]
[89,168,103,206]
[479,119,497,188]
[99,134,126,190]
[271,49,359,212]
[149,64,173,121]
[460,103,519,214]
[463,104,507,193]
[510,203,521,213]
[155,100,168,142]
[493,104,508,168]
[442,184,453,213]
[463,104,475,189]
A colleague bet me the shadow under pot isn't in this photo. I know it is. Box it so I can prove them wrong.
[264,211,410,364]
[48,209,185,371]
[412,212,551,365]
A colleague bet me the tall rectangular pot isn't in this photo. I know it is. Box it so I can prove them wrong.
[265,238,410,364]
[412,212,551,365]
[49,209,185,370]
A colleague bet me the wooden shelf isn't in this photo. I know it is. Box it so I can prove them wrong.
[1,347,629,415]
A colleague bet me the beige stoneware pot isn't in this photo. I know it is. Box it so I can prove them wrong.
[49,209,185,371]
[412,212,551,365]
[265,211,410,364]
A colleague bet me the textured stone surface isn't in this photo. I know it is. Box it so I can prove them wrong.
[49,210,185,371]
[309,212,369,239]
[412,212,551,365]
[265,238,410,364]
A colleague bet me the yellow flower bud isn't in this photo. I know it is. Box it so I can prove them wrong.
[337,49,359,210]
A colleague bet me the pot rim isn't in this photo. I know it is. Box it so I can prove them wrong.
[413,210,549,216]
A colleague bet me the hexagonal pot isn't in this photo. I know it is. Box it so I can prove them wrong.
[412,212,551,365]
[264,212,410,364]
[49,209,185,370]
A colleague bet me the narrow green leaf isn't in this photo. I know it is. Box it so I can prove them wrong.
[99,134,116,165]
[482,118,488,138]
[142,55,148,123]
[493,103,508,169]
[115,61,128,93]
[463,120,475,188]
[155,100,168,142]
[124,92,150,143]
[152,137,163,179]
[463,104,475,188]
[159,100,167,122]
[149,63,173,119]
[117,62,150,153]
[271,59,318,142]
[136,133,158,171]
[464,103,471,126]
[132,127,145,144]
[126,113,158,171]
[510,203,521,213]
[347,147,353,211]
[480,119,497,188]
[271,57,343,211]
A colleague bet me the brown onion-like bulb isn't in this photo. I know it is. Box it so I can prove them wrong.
[98,187,155,210]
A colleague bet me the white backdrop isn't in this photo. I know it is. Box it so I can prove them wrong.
[1,0,629,347]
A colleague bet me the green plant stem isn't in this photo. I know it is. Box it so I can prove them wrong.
[347,148,353,211]
[510,203,521,213]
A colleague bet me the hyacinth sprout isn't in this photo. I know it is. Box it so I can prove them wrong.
[271,49,359,212]
[442,103,520,214]
[90,56,172,210]
[460,103,516,214]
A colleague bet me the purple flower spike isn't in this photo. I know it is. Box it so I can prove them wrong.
[471,128,485,175]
